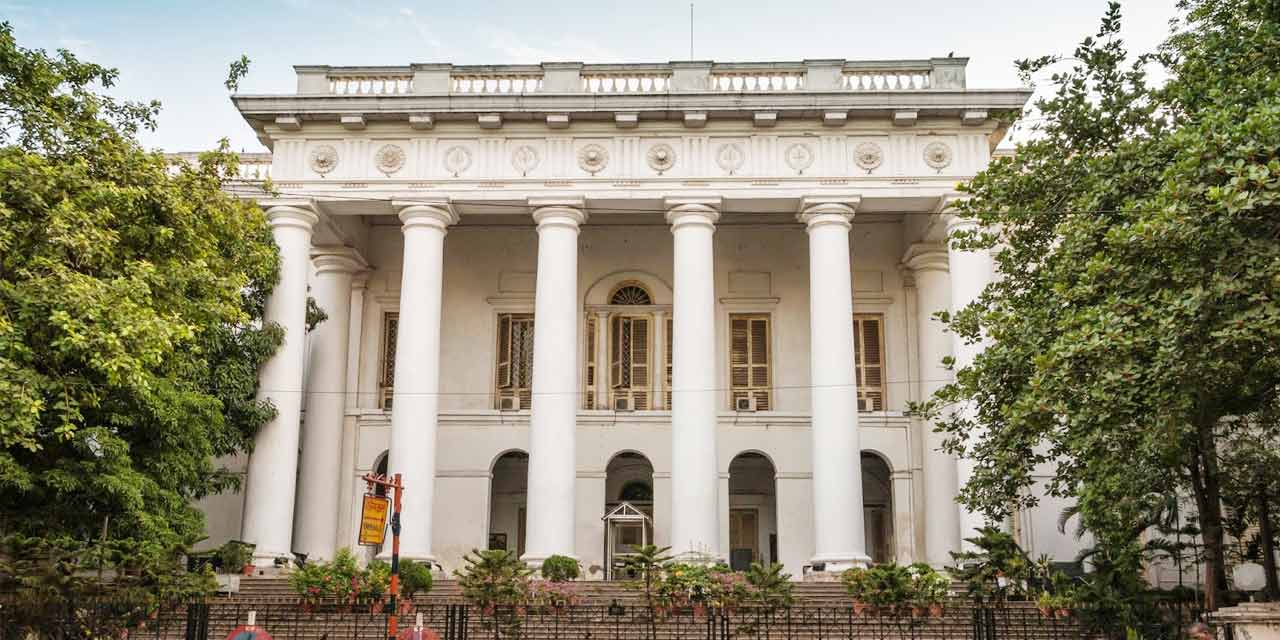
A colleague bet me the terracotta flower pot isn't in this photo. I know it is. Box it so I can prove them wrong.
[852,601,869,617]
[242,563,256,576]
[929,603,944,619]
[1038,606,1053,619]
[1055,608,1071,619]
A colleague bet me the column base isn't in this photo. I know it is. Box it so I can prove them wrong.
[804,553,872,580]
[248,549,296,575]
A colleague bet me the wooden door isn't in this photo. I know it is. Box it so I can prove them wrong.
[729,509,759,571]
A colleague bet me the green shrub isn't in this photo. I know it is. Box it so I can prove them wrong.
[842,564,914,609]
[363,560,392,599]
[399,559,434,598]
[540,555,580,582]
[454,549,531,609]
[216,541,254,573]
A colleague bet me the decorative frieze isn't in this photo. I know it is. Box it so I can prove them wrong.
[276,131,983,182]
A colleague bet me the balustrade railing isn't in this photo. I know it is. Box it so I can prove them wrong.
[581,71,671,93]
[451,73,543,94]
[292,58,969,96]
[329,73,414,95]
[709,69,806,92]
[843,69,932,91]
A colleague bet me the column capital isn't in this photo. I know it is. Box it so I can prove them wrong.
[797,195,860,229]
[664,196,721,229]
[263,199,319,232]
[935,192,969,214]
[310,246,370,275]
[394,202,458,231]
[901,243,949,274]
[529,197,587,228]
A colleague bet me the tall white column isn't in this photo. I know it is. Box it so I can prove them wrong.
[902,243,960,567]
[945,212,996,548]
[294,247,367,561]
[799,196,870,572]
[241,202,318,564]
[523,198,587,565]
[666,197,721,560]
[386,203,457,561]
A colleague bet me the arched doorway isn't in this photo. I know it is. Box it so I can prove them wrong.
[728,452,778,570]
[489,451,529,556]
[604,452,654,578]
[862,452,895,564]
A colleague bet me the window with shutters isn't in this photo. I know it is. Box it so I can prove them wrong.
[494,313,535,409]
[379,312,398,410]
[664,316,673,410]
[610,315,652,409]
[854,314,885,412]
[584,315,597,409]
[729,314,772,410]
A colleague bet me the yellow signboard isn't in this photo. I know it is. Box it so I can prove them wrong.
[358,495,390,546]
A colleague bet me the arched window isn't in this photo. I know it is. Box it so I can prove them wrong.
[610,284,652,306]
[607,283,653,410]
[618,480,653,502]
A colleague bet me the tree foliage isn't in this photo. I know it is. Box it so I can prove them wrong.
[0,22,280,547]
[924,0,1280,610]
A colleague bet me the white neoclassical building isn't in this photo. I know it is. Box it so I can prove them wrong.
[196,57,1081,579]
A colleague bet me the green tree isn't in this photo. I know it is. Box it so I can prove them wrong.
[0,23,280,548]
[1219,396,1280,598]
[922,0,1280,613]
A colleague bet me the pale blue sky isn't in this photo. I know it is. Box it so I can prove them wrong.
[6,1,1180,152]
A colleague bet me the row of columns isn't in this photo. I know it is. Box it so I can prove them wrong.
[239,195,992,571]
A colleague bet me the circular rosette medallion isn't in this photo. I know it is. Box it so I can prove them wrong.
[785,143,815,174]
[577,143,609,174]
[375,144,406,176]
[308,145,339,175]
[923,141,953,171]
[511,145,540,175]
[854,142,884,172]
[646,143,677,174]
[716,143,745,174]
[442,146,473,176]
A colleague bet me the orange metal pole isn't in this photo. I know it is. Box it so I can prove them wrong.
[388,472,403,640]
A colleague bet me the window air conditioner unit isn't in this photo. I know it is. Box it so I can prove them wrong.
[613,394,634,412]
[735,396,757,412]
[856,397,868,412]
[498,395,521,411]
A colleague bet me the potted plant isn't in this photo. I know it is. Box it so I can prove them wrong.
[213,542,254,592]
[907,563,949,619]
[1036,591,1055,618]
[841,567,871,616]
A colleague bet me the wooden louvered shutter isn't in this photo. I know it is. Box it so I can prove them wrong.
[730,315,750,406]
[380,312,399,409]
[748,317,771,410]
[854,314,885,411]
[664,316,673,409]
[631,317,650,409]
[730,314,772,410]
[585,315,596,409]
[512,315,534,408]
[610,315,624,389]
[496,314,513,390]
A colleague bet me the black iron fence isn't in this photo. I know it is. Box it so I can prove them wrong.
[0,599,1209,640]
